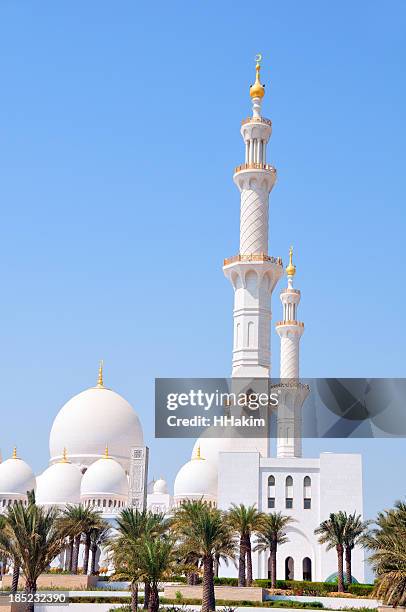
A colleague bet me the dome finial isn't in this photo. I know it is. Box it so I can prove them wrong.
[193,444,204,460]
[286,245,296,277]
[250,53,265,100]
[104,444,109,459]
[12,446,18,459]
[97,360,104,388]
[60,447,69,463]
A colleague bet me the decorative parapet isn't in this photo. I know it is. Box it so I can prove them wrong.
[241,116,272,127]
[224,253,283,266]
[275,320,305,327]
[234,162,276,174]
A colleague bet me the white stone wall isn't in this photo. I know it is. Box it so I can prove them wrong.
[217,452,364,583]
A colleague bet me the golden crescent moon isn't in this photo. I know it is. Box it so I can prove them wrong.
[255,53,262,63]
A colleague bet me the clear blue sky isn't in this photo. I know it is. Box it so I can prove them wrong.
[0,0,405,542]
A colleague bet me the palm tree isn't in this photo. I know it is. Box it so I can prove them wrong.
[0,515,8,583]
[174,500,235,612]
[342,511,370,585]
[227,503,264,586]
[0,500,65,612]
[254,512,294,589]
[81,509,106,575]
[90,524,111,575]
[136,535,177,612]
[362,500,406,606]
[315,512,347,592]
[59,504,100,574]
[112,508,167,612]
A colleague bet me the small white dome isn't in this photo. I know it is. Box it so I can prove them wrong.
[81,456,128,498]
[49,385,144,469]
[0,455,36,497]
[36,460,82,505]
[153,478,168,494]
[174,454,217,499]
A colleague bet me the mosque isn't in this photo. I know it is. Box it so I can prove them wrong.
[0,59,364,583]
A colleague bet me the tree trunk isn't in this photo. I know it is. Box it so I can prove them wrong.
[214,554,220,578]
[202,554,215,612]
[24,578,37,612]
[83,532,91,575]
[246,536,253,586]
[11,561,20,593]
[187,569,198,585]
[131,580,139,612]
[143,581,150,609]
[345,546,352,586]
[336,544,344,592]
[90,544,97,575]
[238,535,246,587]
[147,582,159,612]
[72,534,81,574]
[68,536,74,572]
[270,543,277,589]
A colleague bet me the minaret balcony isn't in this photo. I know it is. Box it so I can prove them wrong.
[234,162,276,175]
[280,287,301,296]
[224,253,282,267]
[275,320,305,328]
[241,116,272,127]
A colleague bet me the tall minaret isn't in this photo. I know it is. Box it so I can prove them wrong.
[223,56,283,378]
[275,248,308,457]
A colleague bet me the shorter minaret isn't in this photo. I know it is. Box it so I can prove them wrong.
[276,247,304,379]
[275,248,308,457]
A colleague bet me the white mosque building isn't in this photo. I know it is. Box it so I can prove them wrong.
[0,59,364,583]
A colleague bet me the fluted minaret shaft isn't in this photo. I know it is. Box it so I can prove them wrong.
[275,250,307,457]
[223,60,283,378]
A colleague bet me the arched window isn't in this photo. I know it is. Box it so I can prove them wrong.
[268,475,275,509]
[303,476,311,509]
[285,556,294,580]
[303,557,312,581]
[285,476,293,508]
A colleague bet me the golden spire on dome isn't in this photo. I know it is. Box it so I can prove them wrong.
[250,53,265,99]
[97,360,104,388]
[193,445,205,460]
[60,448,69,464]
[286,246,296,277]
[104,445,110,459]
[12,447,18,459]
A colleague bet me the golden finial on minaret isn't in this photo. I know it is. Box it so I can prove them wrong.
[12,447,18,459]
[250,53,265,99]
[60,448,69,463]
[97,360,104,388]
[286,246,296,277]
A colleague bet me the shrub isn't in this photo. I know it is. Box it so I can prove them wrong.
[213,577,238,586]
[347,584,374,597]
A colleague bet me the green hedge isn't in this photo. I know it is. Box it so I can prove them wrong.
[253,579,374,597]
[347,584,375,597]
[105,599,325,611]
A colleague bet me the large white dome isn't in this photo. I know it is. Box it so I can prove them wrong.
[49,385,144,469]
[81,456,128,498]
[174,454,217,500]
[36,460,82,506]
[0,454,36,498]
[191,436,237,464]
